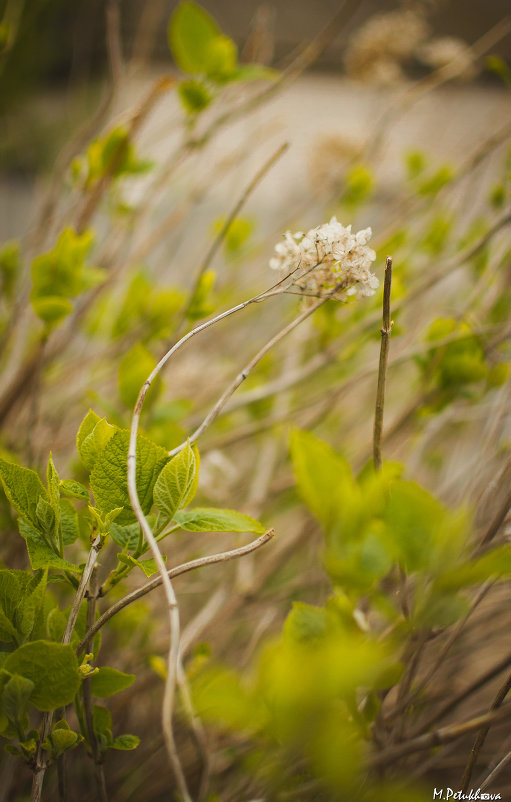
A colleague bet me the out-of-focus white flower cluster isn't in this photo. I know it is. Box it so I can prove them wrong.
[344,9,430,85]
[344,7,477,86]
[269,217,378,301]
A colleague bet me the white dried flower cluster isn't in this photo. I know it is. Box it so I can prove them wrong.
[344,9,430,85]
[269,217,378,301]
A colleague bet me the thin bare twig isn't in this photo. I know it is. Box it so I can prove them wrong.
[78,531,274,653]
[415,651,511,735]
[31,536,102,802]
[129,294,282,798]
[479,744,511,791]
[474,484,511,555]
[371,704,511,770]
[384,581,493,726]
[373,256,392,470]
[62,536,102,644]
[82,568,108,802]
[127,423,191,799]
[461,671,511,792]
[169,295,333,457]
[177,142,290,333]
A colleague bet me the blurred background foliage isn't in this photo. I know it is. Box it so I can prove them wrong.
[1,0,511,800]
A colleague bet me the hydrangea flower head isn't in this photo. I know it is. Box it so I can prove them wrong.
[269,217,378,301]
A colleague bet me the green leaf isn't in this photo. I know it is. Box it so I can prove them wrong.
[4,641,80,711]
[109,521,140,550]
[0,458,47,529]
[60,499,80,546]
[87,505,124,535]
[168,1,221,75]
[36,496,56,537]
[383,481,446,572]
[46,607,67,642]
[111,734,140,750]
[31,228,95,316]
[92,704,113,752]
[153,441,199,522]
[117,553,166,577]
[173,507,265,533]
[283,603,329,643]
[418,165,454,196]
[90,429,169,525]
[178,79,212,113]
[19,520,80,573]
[47,454,61,533]
[93,704,112,734]
[290,429,358,537]
[0,570,27,644]
[85,128,152,185]
[77,409,101,454]
[0,605,18,643]
[90,667,135,698]
[31,296,74,327]
[80,266,107,292]
[204,34,238,81]
[228,64,279,83]
[17,570,47,641]
[78,417,116,472]
[177,80,213,114]
[59,479,89,501]
[2,674,34,728]
[46,724,83,757]
[0,240,21,299]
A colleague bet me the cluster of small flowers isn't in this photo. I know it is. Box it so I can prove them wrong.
[269,217,378,301]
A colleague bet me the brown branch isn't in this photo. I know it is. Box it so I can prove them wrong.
[371,704,511,770]
[82,569,108,802]
[77,531,274,654]
[416,651,511,734]
[373,256,392,470]
[461,671,511,792]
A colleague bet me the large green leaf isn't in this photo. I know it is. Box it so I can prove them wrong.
[2,674,34,728]
[31,228,94,301]
[290,429,359,538]
[0,570,48,646]
[60,499,80,546]
[109,521,140,550]
[77,409,101,454]
[111,734,140,751]
[59,479,89,501]
[0,458,47,529]
[153,441,199,522]
[90,667,135,698]
[4,641,80,711]
[17,570,47,641]
[78,416,116,472]
[168,1,220,75]
[19,520,80,573]
[173,507,265,533]
[382,481,446,572]
[91,430,169,525]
